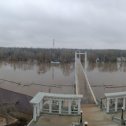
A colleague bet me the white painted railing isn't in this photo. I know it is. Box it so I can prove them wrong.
[27,119,34,126]
[30,92,82,122]
[75,55,79,95]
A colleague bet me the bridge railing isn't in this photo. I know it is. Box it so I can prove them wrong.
[75,54,98,105]
[75,54,79,95]
[79,59,98,105]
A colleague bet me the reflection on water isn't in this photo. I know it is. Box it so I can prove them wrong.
[0,61,74,96]
[88,62,126,72]
[87,62,126,99]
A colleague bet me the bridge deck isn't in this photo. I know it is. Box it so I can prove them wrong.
[75,58,95,104]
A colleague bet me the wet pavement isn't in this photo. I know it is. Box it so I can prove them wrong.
[31,114,80,126]
[29,104,120,126]
[82,104,119,126]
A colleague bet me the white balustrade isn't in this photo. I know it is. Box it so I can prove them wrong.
[115,98,118,112]
[33,104,37,121]
[59,100,62,114]
[106,98,110,113]
[68,100,72,114]
[30,92,82,121]
[78,99,81,114]
[105,92,126,113]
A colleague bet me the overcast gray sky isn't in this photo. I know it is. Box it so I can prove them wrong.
[0,0,126,49]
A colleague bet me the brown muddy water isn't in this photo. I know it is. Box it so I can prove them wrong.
[0,61,126,99]
[0,62,75,96]
[87,62,126,99]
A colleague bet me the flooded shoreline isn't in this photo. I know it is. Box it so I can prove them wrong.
[87,62,126,99]
[0,61,75,96]
[0,61,126,125]
[0,61,126,99]
[0,87,32,126]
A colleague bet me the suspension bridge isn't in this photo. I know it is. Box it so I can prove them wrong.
[27,52,120,126]
[75,52,97,104]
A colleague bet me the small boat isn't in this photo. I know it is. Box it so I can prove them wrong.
[51,61,60,64]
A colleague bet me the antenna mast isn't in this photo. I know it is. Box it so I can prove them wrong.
[53,39,55,49]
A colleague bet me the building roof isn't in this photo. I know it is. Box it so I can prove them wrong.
[30,92,83,104]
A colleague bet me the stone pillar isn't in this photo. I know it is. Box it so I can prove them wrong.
[37,103,40,116]
[85,52,87,70]
[75,52,77,60]
[40,100,43,112]
[115,98,118,112]
[49,99,52,113]
[59,100,62,114]
[123,97,125,110]
[106,98,110,113]
[104,99,107,109]
[78,99,81,114]
[68,100,72,114]
[33,104,37,121]
[79,52,81,59]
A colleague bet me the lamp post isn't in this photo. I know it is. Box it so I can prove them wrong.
[100,97,102,109]
[84,121,88,126]
[121,107,125,125]
[80,111,83,124]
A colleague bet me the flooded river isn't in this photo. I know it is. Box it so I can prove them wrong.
[0,61,126,99]
[0,62,75,96]
[87,62,126,99]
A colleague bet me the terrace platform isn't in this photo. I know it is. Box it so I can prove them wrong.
[27,92,83,126]
[82,104,119,126]
[28,114,80,126]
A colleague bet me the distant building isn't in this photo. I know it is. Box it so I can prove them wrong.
[96,57,105,63]
[96,58,100,63]
[117,57,126,62]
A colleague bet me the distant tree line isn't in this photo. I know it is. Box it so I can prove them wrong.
[87,49,126,63]
[0,47,126,63]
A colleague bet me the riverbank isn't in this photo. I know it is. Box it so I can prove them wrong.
[0,88,33,125]
[0,114,18,126]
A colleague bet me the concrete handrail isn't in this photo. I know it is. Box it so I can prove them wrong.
[27,119,34,126]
